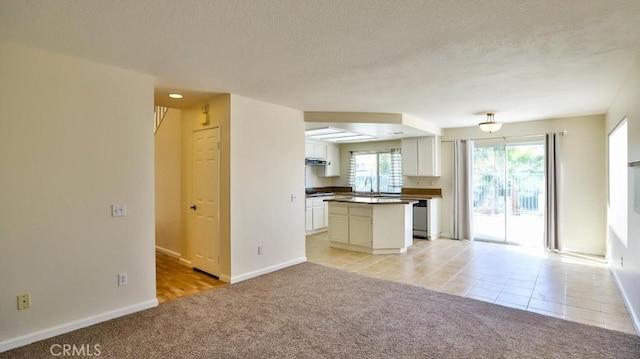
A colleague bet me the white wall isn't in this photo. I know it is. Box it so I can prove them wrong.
[438,115,606,255]
[0,42,156,351]
[229,95,306,282]
[155,108,182,255]
[606,57,640,331]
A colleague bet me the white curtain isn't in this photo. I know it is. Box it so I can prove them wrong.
[452,139,474,240]
[348,151,356,188]
[544,133,560,250]
[389,148,403,190]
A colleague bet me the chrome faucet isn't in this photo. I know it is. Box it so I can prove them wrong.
[364,177,374,194]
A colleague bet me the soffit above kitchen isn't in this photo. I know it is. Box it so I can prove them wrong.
[304,111,440,142]
[2,1,640,128]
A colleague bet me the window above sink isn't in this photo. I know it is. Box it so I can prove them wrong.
[349,150,402,194]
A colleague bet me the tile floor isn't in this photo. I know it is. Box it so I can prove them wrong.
[306,232,638,335]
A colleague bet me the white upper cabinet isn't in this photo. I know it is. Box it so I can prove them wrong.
[401,136,441,177]
[320,144,340,177]
[305,140,326,159]
[401,138,419,175]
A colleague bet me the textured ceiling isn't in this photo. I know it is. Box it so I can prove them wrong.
[1,0,639,128]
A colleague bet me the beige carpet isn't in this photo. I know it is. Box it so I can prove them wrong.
[3,262,639,358]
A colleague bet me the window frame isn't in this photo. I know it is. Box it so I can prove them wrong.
[351,150,401,194]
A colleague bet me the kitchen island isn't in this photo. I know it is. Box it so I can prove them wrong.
[325,196,416,254]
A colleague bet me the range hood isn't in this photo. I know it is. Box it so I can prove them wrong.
[305,158,330,166]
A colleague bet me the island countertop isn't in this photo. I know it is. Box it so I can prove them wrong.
[324,196,418,205]
[326,198,414,254]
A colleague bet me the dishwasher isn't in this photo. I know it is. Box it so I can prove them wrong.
[412,200,429,239]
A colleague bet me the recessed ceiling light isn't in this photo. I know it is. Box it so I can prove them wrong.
[168,93,183,99]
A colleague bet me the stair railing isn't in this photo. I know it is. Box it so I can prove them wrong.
[154,105,169,134]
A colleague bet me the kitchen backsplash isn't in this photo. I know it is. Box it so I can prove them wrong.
[403,177,444,189]
[305,166,335,188]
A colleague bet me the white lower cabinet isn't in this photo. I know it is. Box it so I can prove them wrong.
[305,195,333,233]
[328,202,411,254]
[312,205,325,230]
[324,204,329,227]
[348,208,372,246]
[305,207,313,231]
[328,212,349,244]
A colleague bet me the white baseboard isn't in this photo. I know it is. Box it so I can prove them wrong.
[178,258,192,268]
[155,245,181,258]
[230,257,307,284]
[559,247,605,256]
[610,267,640,335]
[0,299,158,353]
[305,228,328,235]
[439,232,452,239]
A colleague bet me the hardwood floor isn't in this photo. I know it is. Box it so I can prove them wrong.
[156,251,226,304]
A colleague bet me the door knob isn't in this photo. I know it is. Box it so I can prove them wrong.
[190,205,197,210]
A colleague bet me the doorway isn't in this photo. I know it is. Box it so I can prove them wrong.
[472,142,545,247]
[190,128,221,276]
[154,108,225,304]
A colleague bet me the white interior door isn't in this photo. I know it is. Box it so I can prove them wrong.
[191,128,220,276]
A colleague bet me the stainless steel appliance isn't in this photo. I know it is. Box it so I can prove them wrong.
[413,200,429,239]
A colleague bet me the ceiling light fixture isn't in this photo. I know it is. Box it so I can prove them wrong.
[305,128,342,137]
[479,113,502,133]
[168,93,183,99]
[305,127,375,142]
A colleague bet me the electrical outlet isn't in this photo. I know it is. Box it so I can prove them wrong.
[17,293,30,310]
[118,273,128,286]
[291,194,297,202]
[258,245,263,255]
[111,204,127,217]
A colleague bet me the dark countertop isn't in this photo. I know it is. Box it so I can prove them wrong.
[325,196,418,205]
[397,194,442,200]
[306,192,335,198]
[336,192,441,200]
[306,188,442,200]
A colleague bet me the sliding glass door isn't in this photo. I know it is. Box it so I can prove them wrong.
[473,142,545,247]
[473,146,506,241]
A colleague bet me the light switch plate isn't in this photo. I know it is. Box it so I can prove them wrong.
[118,273,128,286]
